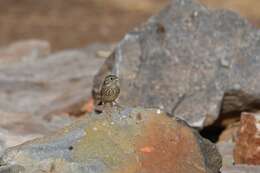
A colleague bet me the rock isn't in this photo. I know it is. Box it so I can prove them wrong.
[217,122,239,167]
[221,165,260,173]
[0,43,113,117]
[199,0,260,28]
[217,142,235,167]
[0,128,41,156]
[234,112,260,165]
[0,40,50,63]
[0,42,114,154]
[0,110,73,154]
[0,107,222,173]
[217,113,240,129]
[93,0,260,128]
[218,123,239,142]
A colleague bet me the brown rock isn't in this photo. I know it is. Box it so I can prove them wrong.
[0,107,222,173]
[218,123,239,142]
[234,112,260,165]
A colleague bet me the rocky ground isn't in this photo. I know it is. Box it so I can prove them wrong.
[0,0,260,173]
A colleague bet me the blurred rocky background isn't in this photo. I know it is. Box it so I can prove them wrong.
[0,0,168,50]
[0,0,260,51]
[0,0,259,173]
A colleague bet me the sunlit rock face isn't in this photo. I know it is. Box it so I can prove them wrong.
[0,107,221,173]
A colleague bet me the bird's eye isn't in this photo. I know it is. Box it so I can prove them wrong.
[110,77,113,80]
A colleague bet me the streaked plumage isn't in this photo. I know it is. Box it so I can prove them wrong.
[100,74,120,105]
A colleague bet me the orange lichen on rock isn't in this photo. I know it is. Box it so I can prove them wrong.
[135,115,207,173]
[140,146,155,153]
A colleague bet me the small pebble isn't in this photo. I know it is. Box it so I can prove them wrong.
[96,50,111,58]
[220,58,230,68]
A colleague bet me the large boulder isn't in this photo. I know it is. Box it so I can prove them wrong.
[93,0,260,128]
[0,107,221,173]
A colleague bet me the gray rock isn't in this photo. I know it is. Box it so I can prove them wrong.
[0,43,113,116]
[0,41,114,150]
[0,107,221,173]
[0,40,50,64]
[221,165,260,173]
[217,142,235,167]
[93,0,260,128]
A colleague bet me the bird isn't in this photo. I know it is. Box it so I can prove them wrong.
[100,74,120,106]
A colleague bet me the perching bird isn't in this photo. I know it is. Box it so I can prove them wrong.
[100,74,120,106]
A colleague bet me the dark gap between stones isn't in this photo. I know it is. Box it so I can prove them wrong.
[200,90,260,143]
[200,125,225,143]
[200,112,242,143]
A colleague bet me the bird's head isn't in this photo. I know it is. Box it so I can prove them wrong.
[103,74,119,86]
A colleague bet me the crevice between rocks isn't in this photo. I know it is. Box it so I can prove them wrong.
[200,90,260,143]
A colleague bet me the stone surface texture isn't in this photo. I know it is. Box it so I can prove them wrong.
[0,107,222,173]
[93,0,260,128]
[234,112,260,165]
[218,123,239,142]
[0,41,113,153]
[0,40,50,63]
[217,142,234,167]
[0,42,112,116]
[221,165,260,173]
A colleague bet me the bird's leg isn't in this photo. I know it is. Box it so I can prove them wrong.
[113,100,122,107]
[112,101,123,114]
[94,101,103,113]
[95,101,108,112]
[109,102,113,107]
[101,102,113,117]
